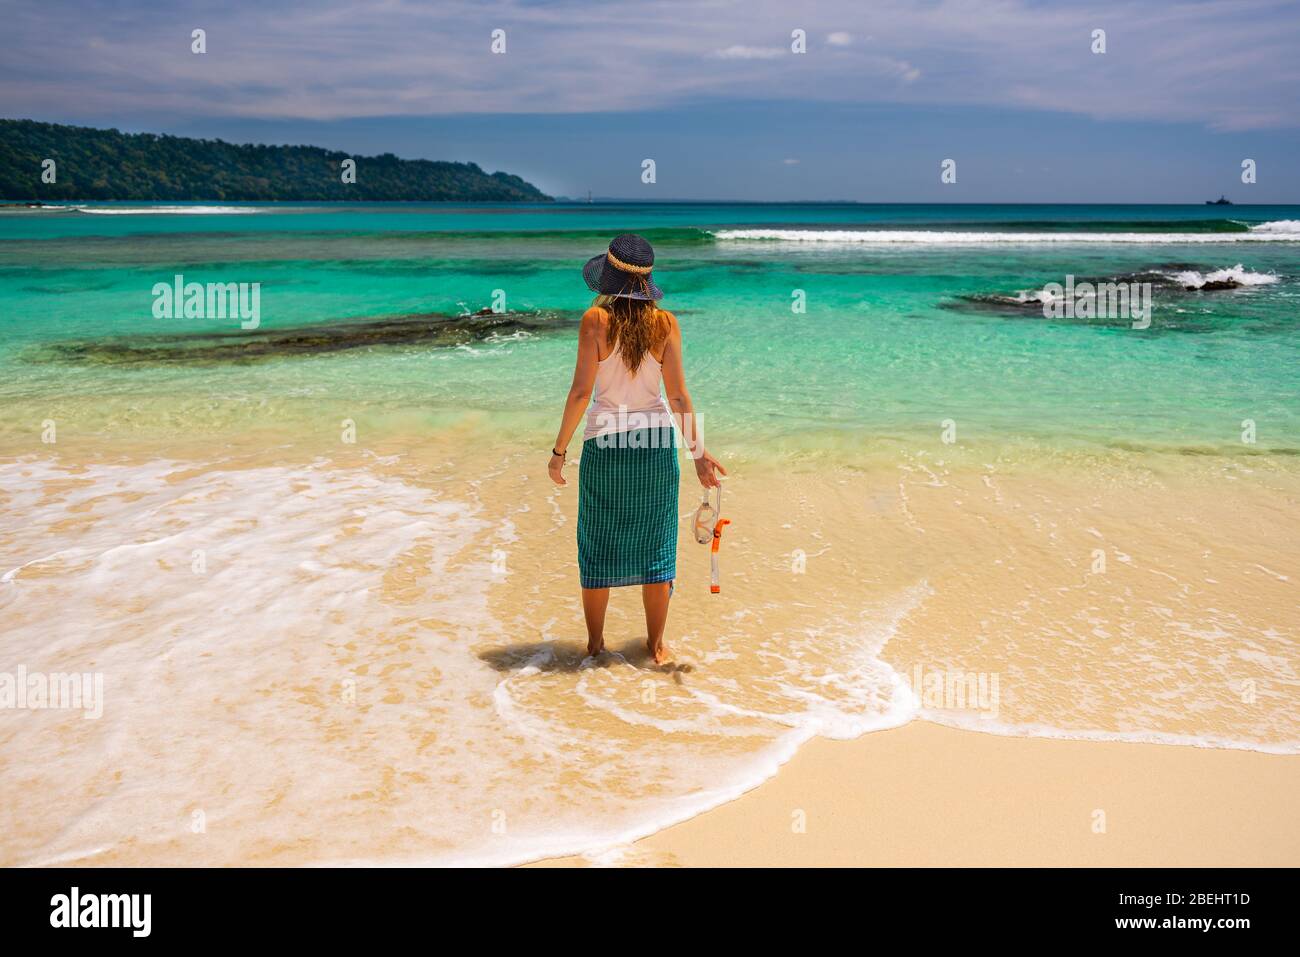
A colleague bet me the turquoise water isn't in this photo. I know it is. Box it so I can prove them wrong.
[2,202,1298,457]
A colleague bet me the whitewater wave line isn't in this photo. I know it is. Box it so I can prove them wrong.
[35,204,266,215]
[713,222,1300,245]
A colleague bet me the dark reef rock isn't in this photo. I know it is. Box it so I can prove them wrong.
[30,310,578,366]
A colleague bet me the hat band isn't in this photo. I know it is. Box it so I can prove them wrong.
[605,250,653,275]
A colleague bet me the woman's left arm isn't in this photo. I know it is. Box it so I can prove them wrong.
[548,308,602,486]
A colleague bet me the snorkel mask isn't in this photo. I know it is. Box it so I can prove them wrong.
[692,486,731,593]
[692,488,718,545]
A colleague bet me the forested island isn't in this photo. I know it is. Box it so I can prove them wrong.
[0,119,551,202]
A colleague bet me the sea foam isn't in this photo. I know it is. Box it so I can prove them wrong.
[0,456,925,868]
[40,204,265,215]
[1248,219,1300,234]
[713,228,1300,244]
[1164,264,1280,289]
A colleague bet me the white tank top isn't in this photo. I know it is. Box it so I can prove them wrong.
[583,346,673,442]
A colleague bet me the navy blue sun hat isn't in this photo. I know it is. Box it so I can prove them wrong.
[583,234,664,300]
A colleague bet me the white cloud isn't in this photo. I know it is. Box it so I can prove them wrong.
[826,32,853,46]
[713,45,785,60]
[782,158,800,164]
[896,60,922,83]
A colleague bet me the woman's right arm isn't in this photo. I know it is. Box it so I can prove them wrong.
[660,311,726,488]
[547,307,602,486]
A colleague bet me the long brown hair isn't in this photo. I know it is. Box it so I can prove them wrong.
[594,290,669,373]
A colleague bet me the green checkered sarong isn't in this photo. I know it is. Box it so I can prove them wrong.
[577,426,679,589]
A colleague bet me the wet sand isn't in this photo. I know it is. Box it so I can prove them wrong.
[3,426,1297,867]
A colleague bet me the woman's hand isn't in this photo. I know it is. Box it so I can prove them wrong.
[548,451,567,486]
[693,449,727,489]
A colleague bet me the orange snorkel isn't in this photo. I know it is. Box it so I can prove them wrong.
[709,514,731,594]
[692,484,729,594]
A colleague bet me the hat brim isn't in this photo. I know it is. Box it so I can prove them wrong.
[583,253,663,300]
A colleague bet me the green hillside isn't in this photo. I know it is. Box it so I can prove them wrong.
[0,119,551,202]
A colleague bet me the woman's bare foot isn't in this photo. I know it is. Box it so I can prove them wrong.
[646,638,669,665]
[586,639,605,657]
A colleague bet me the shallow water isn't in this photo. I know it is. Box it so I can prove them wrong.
[3,202,1298,456]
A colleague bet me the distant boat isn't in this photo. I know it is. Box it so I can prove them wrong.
[1206,195,1232,205]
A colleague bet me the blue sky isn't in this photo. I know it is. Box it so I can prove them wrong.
[4,0,1300,201]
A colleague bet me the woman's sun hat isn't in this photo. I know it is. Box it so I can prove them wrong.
[583,233,664,300]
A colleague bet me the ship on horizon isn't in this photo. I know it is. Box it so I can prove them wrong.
[1206,195,1233,205]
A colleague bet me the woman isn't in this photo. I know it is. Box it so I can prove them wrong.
[548,234,725,664]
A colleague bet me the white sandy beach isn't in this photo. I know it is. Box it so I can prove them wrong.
[533,721,1300,867]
